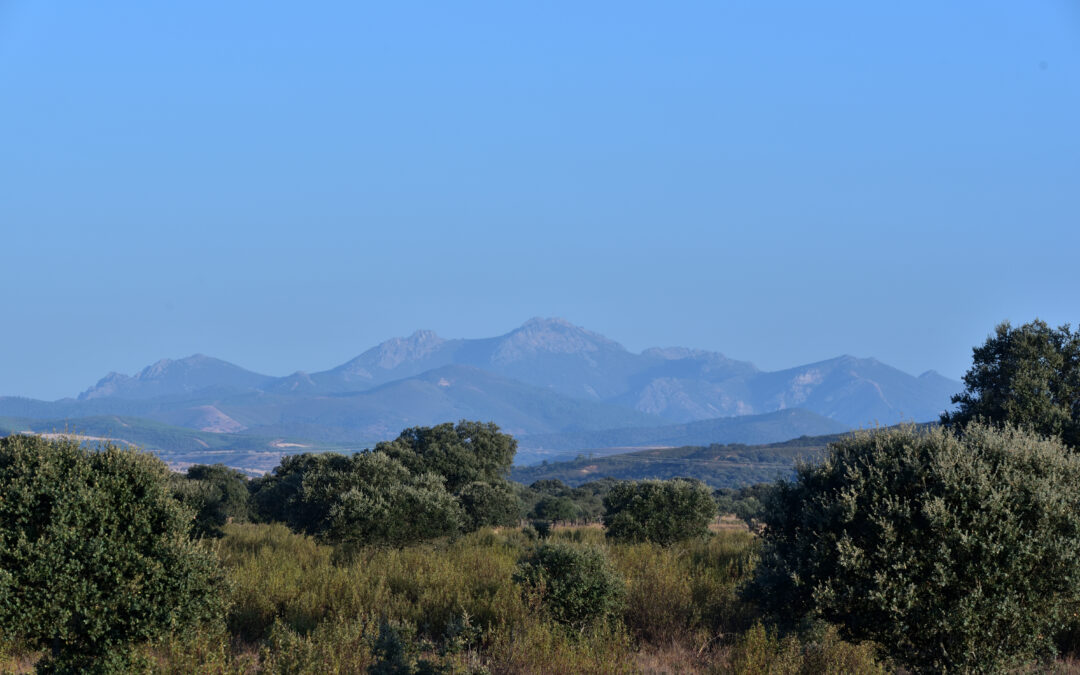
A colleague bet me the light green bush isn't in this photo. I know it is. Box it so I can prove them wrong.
[514,542,625,629]
[0,435,227,673]
[603,479,718,546]
[749,423,1080,673]
[725,622,886,675]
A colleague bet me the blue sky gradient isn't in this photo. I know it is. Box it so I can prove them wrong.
[2,1,1078,400]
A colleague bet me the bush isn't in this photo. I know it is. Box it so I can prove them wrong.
[457,480,522,530]
[532,495,582,523]
[171,463,252,538]
[375,420,517,493]
[603,479,718,546]
[0,435,227,673]
[250,451,464,547]
[726,622,887,675]
[514,542,625,629]
[748,424,1080,673]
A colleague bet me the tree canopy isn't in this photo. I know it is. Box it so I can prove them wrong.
[0,435,226,673]
[374,420,516,493]
[602,479,718,546]
[748,424,1080,673]
[250,451,463,547]
[943,319,1080,448]
[170,463,253,538]
[251,421,524,546]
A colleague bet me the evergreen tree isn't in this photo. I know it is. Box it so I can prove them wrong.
[0,435,226,673]
[603,479,717,545]
[748,424,1080,673]
[943,319,1080,448]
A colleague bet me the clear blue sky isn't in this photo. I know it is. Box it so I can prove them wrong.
[2,1,1077,401]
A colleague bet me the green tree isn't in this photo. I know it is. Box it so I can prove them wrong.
[457,480,522,530]
[251,451,463,547]
[170,463,252,538]
[943,319,1080,448]
[714,483,774,529]
[513,542,624,629]
[748,424,1080,673]
[0,435,226,673]
[530,495,581,523]
[602,479,718,546]
[374,420,516,493]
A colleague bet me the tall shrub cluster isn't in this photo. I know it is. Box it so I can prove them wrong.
[0,435,226,673]
[749,423,1080,673]
[251,421,522,546]
[170,463,253,538]
[603,478,717,546]
[514,542,625,629]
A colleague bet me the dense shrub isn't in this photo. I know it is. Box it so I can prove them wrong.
[171,463,252,538]
[531,495,582,523]
[726,622,887,675]
[0,435,226,673]
[515,478,612,523]
[749,423,1080,673]
[252,421,520,546]
[250,451,463,547]
[603,479,718,545]
[714,482,773,529]
[457,479,522,530]
[514,542,625,629]
[375,420,517,493]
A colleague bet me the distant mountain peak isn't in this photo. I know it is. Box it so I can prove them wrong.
[77,354,271,400]
[333,329,448,378]
[493,318,625,363]
[138,354,224,378]
[369,329,446,368]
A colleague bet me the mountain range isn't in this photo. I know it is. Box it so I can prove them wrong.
[0,318,960,467]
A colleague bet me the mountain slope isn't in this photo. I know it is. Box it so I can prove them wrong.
[517,408,850,456]
[216,364,668,443]
[510,432,851,488]
[279,318,679,400]
[78,355,274,401]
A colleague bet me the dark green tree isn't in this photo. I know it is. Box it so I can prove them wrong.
[513,543,624,629]
[374,420,516,493]
[170,463,252,538]
[748,424,1080,673]
[457,480,523,530]
[943,319,1080,448]
[530,495,581,523]
[0,435,226,673]
[251,451,463,547]
[714,483,774,529]
[249,452,327,529]
[602,479,718,546]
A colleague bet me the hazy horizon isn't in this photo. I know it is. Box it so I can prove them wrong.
[2,1,1077,400]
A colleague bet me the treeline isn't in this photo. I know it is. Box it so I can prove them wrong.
[170,421,684,545]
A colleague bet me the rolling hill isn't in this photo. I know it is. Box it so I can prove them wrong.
[509,432,853,489]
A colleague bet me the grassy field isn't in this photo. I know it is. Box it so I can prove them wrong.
[2,522,891,674]
[7,521,1080,672]
[159,524,887,674]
